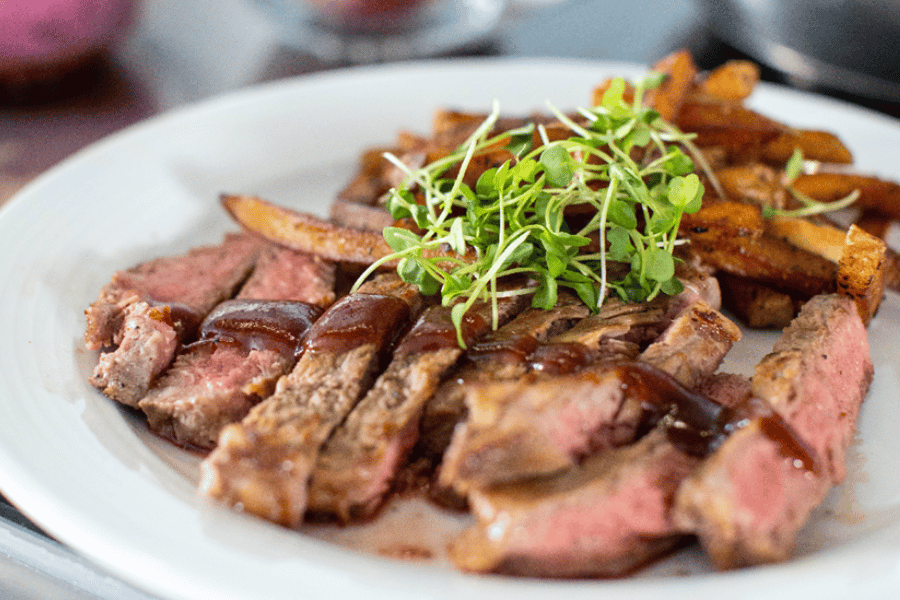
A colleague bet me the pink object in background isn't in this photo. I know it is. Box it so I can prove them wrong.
[0,0,133,82]
[303,0,431,32]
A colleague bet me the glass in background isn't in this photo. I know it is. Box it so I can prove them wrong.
[250,0,509,64]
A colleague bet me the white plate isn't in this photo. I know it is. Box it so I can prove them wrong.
[0,58,898,600]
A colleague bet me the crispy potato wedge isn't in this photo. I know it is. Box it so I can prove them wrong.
[222,194,395,265]
[714,163,787,208]
[792,172,900,220]
[761,129,853,165]
[645,49,698,122]
[765,216,846,263]
[680,198,766,233]
[837,224,887,324]
[676,100,785,148]
[696,60,760,102]
[222,194,475,269]
[682,226,836,297]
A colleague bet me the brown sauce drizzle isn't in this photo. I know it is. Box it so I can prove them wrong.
[199,299,323,360]
[528,342,592,375]
[615,362,820,473]
[150,300,205,341]
[302,294,410,355]
[395,305,489,355]
[467,332,540,365]
[758,413,820,473]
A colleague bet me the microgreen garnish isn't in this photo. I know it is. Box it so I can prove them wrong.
[353,73,706,347]
[763,148,860,218]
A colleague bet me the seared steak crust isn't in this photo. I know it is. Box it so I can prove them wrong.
[418,292,589,463]
[674,294,873,569]
[138,249,334,449]
[639,299,742,389]
[200,275,421,526]
[86,233,265,406]
[451,427,700,578]
[440,301,740,492]
[201,346,385,526]
[307,293,529,521]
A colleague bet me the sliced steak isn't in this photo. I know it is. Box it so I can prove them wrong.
[86,233,265,406]
[138,249,333,449]
[90,302,181,407]
[440,301,740,492]
[448,359,743,578]
[639,299,742,390]
[200,274,422,526]
[451,428,699,578]
[138,342,293,450]
[418,292,589,464]
[306,292,530,522]
[139,300,323,449]
[236,246,336,308]
[439,366,642,493]
[674,294,873,569]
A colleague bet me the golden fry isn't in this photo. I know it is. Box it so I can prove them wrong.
[837,224,887,324]
[765,216,846,263]
[645,49,698,122]
[792,172,900,220]
[221,194,394,265]
[676,100,785,148]
[761,129,853,165]
[697,60,760,102]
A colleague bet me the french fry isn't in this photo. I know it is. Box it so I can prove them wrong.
[681,210,837,298]
[222,194,394,265]
[765,216,846,263]
[837,224,887,324]
[761,129,854,165]
[792,172,900,220]
[676,100,785,148]
[764,214,900,296]
[714,163,787,208]
[645,49,698,122]
[680,198,765,233]
[696,60,760,102]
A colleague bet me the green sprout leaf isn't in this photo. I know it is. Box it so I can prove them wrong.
[357,69,710,346]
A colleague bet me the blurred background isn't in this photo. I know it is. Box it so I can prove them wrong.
[1,0,899,597]
[2,0,900,205]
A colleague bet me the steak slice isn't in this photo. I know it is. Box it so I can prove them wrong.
[200,274,421,526]
[86,233,265,406]
[674,294,874,569]
[138,250,335,449]
[306,292,530,522]
[439,366,641,493]
[450,426,700,577]
[447,362,756,578]
[139,300,323,449]
[139,342,293,450]
[236,246,336,308]
[439,301,741,492]
[639,299,742,390]
[418,292,589,464]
